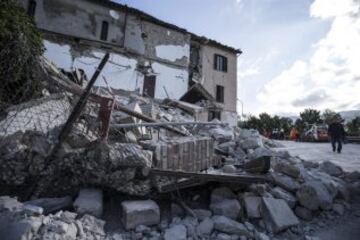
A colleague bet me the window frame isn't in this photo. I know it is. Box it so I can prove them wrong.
[213,54,228,72]
[100,21,109,41]
[216,85,225,103]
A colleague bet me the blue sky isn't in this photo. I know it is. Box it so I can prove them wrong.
[116,0,360,116]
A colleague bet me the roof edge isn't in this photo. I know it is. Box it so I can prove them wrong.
[87,0,242,54]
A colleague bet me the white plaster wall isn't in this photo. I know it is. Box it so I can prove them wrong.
[155,44,190,62]
[44,40,188,99]
[44,41,143,92]
[152,63,189,99]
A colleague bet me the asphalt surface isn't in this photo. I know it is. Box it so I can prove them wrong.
[276,140,360,172]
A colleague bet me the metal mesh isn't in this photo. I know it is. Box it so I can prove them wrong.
[0,58,103,146]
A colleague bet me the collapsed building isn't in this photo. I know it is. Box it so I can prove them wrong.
[17,0,241,126]
[1,1,360,240]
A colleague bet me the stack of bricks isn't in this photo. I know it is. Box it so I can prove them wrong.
[141,136,217,172]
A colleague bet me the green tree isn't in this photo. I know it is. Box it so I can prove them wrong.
[279,117,293,136]
[242,115,263,132]
[0,0,44,111]
[259,112,273,133]
[322,109,344,124]
[300,109,322,125]
[295,118,306,134]
[346,117,360,136]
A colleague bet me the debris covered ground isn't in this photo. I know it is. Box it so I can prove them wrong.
[0,57,360,240]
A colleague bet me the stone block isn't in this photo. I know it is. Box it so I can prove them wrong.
[121,200,160,230]
[25,196,72,214]
[261,197,299,233]
[243,196,262,219]
[74,188,103,218]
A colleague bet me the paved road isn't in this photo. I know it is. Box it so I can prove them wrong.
[275,141,360,172]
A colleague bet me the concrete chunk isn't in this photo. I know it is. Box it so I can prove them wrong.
[272,173,300,192]
[74,188,103,218]
[25,196,72,214]
[271,187,297,208]
[261,197,299,233]
[121,200,160,230]
[164,224,187,240]
[243,196,261,219]
[212,215,251,237]
[210,199,241,220]
[296,181,333,211]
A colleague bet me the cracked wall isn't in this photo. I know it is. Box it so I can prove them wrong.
[18,0,190,99]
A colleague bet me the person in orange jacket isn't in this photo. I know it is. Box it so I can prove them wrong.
[290,127,299,141]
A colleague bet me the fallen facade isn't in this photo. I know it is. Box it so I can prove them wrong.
[17,0,241,126]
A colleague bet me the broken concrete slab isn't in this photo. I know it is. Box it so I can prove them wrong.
[212,215,251,237]
[272,173,300,193]
[210,199,241,220]
[243,196,262,219]
[121,200,160,230]
[296,181,333,211]
[74,188,103,218]
[25,196,73,215]
[261,197,299,233]
[271,187,297,209]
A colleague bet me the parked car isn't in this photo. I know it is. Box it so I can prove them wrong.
[303,124,329,142]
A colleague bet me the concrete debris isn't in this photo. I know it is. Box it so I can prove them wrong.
[243,196,262,219]
[164,224,187,240]
[261,197,299,233]
[73,188,103,218]
[271,187,297,208]
[0,57,358,240]
[210,199,241,220]
[197,217,214,236]
[296,181,333,211]
[121,200,160,229]
[271,173,301,193]
[210,187,237,204]
[212,215,251,236]
[319,161,343,177]
[24,196,73,215]
[193,209,212,221]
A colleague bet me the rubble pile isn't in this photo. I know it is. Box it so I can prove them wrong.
[0,58,360,239]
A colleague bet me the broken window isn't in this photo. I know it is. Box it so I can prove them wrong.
[216,85,225,103]
[214,54,228,72]
[100,21,109,41]
[27,0,37,17]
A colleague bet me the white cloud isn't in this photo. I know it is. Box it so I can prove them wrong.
[256,0,360,115]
